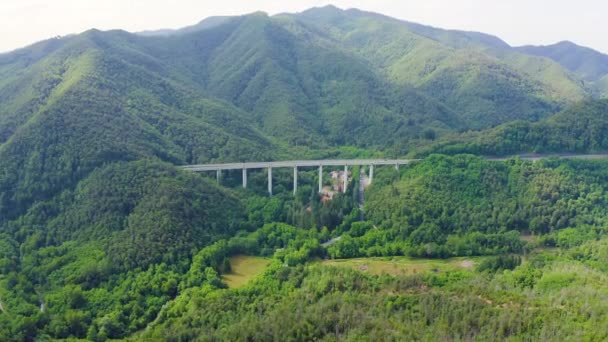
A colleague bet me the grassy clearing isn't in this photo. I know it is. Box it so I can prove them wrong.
[320,256,483,276]
[222,255,271,288]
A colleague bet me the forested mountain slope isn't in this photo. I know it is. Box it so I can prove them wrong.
[295,6,588,127]
[419,99,608,156]
[360,155,608,256]
[0,29,276,222]
[0,6,597,158]
[136,12,464,146]
[3,5,596,223]
[0,160,246,339]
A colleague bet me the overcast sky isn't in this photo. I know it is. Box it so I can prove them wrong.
[1,0,606,54]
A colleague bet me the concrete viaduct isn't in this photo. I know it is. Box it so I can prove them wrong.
[181,159,419,196]
[180,154,608,196]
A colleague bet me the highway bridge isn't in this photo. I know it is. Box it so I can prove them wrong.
[181,154,608,196]
[181,159,420,196]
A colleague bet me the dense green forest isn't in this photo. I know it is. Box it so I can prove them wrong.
[3,155,608,340]
[136,157,608,341]
[140,242,608,341]
[2,4,608,341]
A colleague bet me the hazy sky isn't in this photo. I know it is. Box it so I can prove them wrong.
[1,0,606,54]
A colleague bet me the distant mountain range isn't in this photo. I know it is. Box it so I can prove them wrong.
[517,41,608,82]
[516,41,608,97]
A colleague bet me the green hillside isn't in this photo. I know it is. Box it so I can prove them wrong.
[361,155,608,256]
[0,30,277,221]
[420,99,608,156]
[0,160,245,340]
[140,251,608,341]
[138,156,608,341]
[295,6,587,127]
[16,160,244,268]
[140,12,464,146]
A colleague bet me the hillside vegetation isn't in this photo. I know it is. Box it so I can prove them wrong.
[139,246,608,341]
[296,6,586,127]
[419,99,608,156]
[135,156,608,341]
[517,41,608,82]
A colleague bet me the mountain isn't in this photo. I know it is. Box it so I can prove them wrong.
[139,12,466,146]
[517,41,608,84]
[0,28,279,222]
[3,6,597,221]
[0,6,597,165]
[294,6,587,127]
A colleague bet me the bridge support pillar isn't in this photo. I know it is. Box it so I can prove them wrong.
[395,164,399,171]
[343,165,348,193]
[216,169,221,184]
[293,167,298,195]
[268,167,272,197]
[369,164,374,185]
[318,166,323,193]
[242,168,247,188]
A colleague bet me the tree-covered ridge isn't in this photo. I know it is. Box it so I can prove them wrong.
[295,6,587,127]
[0,4,600,161]
[516,41,608,82]
[320,155,607,259]
[418,99,608,156]
[12,160,244,267]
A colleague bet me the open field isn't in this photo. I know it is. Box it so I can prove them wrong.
[320,256,484,276]
[222,255,271,288]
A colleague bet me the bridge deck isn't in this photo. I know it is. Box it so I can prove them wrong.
[181,159,419,172]
[181,154,608,172]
